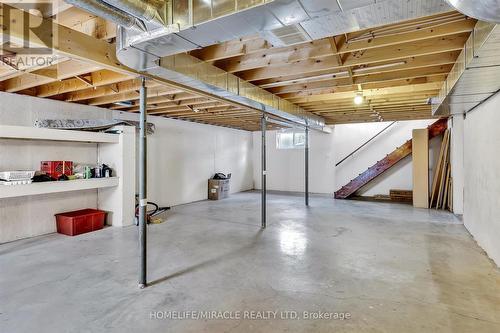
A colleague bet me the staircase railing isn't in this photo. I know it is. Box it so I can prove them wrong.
[335,122,397,167]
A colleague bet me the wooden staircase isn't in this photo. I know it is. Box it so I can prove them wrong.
[334,118,448,199]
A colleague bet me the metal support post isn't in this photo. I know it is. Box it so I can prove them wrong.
[305,126,309,206]
[138,77,147,288]
[261,114,267,228]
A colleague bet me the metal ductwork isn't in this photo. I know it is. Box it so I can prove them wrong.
[101,0,167,27]
[65,0,149,31]
[432,21,500,115]
[115,0,452,57]
[70,0,453,130]
[102,0,159,22]
[156,52,325,129]
[445,0,500,24]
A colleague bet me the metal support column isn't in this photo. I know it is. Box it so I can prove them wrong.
[138,77,147,289]
[305,126,309,206]
[261,114,267,229]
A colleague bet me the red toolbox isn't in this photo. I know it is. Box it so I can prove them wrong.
[55,209,106,236]
[41,161,73,179]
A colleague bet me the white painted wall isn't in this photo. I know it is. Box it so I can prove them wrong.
[462,92,500,266]
[252,127,336,193]
[253,119,441,196]
[0,92,253,243]
[115,111,253,207]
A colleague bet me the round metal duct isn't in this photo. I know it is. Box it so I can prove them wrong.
[446,0,500,23]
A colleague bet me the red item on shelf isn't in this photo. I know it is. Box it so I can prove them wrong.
[41,161,73,179]
[55,209,106,236]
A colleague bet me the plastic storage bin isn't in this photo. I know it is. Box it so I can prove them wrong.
[55,209,106,236]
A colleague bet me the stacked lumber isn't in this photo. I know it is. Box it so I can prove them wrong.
[373,194,391,201]
[390,189,413,203]
[430,129,452,210]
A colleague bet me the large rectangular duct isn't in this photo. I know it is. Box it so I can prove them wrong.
[121,0,452,56]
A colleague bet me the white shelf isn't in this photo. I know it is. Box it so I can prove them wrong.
[0,125,119,143]
[0,177,119,199]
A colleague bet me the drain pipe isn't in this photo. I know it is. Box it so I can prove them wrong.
[138,77,148,289]
[65,0,147,31]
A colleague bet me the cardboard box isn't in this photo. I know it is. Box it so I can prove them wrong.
[208,179,230,200]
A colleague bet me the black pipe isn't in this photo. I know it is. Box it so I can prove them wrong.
[335,121,396,167]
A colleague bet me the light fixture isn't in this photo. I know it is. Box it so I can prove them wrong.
[354,92,364,105]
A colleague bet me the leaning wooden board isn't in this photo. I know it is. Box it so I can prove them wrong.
[430,129,449,208]
[442,164,451,209]
[436,131,451,209]
[412,128,429,208]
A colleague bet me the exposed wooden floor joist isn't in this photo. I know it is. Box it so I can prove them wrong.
[189,11,475,124]
[0,4,475,128]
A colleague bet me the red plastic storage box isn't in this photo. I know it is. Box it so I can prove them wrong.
[55,209,106,236]
[41,161,73,179]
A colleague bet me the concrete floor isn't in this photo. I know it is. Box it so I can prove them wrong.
[1,191,499,333]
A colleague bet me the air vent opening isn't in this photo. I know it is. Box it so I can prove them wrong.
[261,24,311,47]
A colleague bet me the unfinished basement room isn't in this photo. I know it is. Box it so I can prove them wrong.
[1,0,500,332]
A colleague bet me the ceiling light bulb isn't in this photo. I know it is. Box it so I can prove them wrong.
[354,93,363,105]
